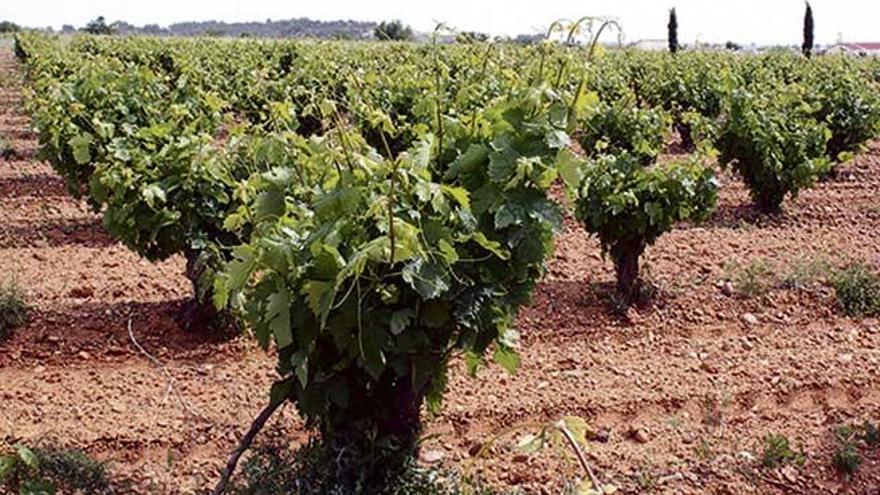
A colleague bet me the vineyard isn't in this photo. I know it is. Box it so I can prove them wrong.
[1,28,880,494]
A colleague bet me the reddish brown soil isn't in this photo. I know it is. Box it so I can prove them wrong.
[2,46,880,494]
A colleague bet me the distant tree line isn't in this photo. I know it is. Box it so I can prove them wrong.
[83,16,114,35]
[71,16,378,40]
[64,16,537,44]
[0,21,20,33]
[374,20,413,41]
[9,14,549,45]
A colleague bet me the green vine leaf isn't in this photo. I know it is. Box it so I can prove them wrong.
[15,444,38,469]
[402,258,450,300]
[390,308,415,335]
[359,325,386,380]
[0,455,15,481]
[493,346,521,374]
[68,133,93,165]
[302,280,335,328]
[267,285,292,349]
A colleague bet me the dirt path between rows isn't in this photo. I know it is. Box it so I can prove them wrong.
[1,45,879,494]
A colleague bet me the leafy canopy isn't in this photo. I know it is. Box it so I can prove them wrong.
[574,152,718,263]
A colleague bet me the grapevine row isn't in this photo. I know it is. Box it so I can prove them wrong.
[12,31,880,489]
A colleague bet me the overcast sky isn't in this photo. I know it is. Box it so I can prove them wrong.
[1,0,877,45]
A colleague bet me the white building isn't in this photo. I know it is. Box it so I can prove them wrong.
[824,42,880,57]
[628,39,668,51]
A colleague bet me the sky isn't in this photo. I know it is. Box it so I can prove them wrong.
[1,0,878,46]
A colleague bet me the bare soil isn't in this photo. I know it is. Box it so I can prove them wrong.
[1,47,879,494]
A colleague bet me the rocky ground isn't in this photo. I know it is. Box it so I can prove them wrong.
[1,45,879,494]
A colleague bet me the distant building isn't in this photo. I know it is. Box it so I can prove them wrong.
[628,39,668,51]
[824,42,880,57]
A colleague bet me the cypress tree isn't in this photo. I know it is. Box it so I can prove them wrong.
[802,2,814,58]
[668,8,679,54]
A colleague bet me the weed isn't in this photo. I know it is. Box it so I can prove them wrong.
[760,434,805,469]
[0,444,113,495]
[833,446,861,479]
[0,278,28,341]
[638,263,660,301]
[833,263,880,317]
[636,468,657,491]
[600,262,662,315]
[828,421,880,480]
[701,394,730,434]
[861,421,879,447]
[0,137,14,159]
[608,291,630,316]
[833,426,861,479]
[666,417,684,430]
[35,447,112,493]
[231,415,607,494]
[782,256,832,290]
[835,425,856,442]
[694,438,715,462]
[231,439,515,495]
[233,443,296,495]
[726,256,835,297]
[727,259,777,298]
[608,278,659,316]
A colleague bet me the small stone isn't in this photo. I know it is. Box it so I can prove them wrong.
[700,361,719,374]
[722,282,735,296]
[741,313,759,326]
[68,287,94,299]
[467,442,483,457]
[837,353,854,364]
[512,454,529,463]
[590,428,611,443]
[631,427,650,444]
[737,451,756,463]
[419,449,445,464]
